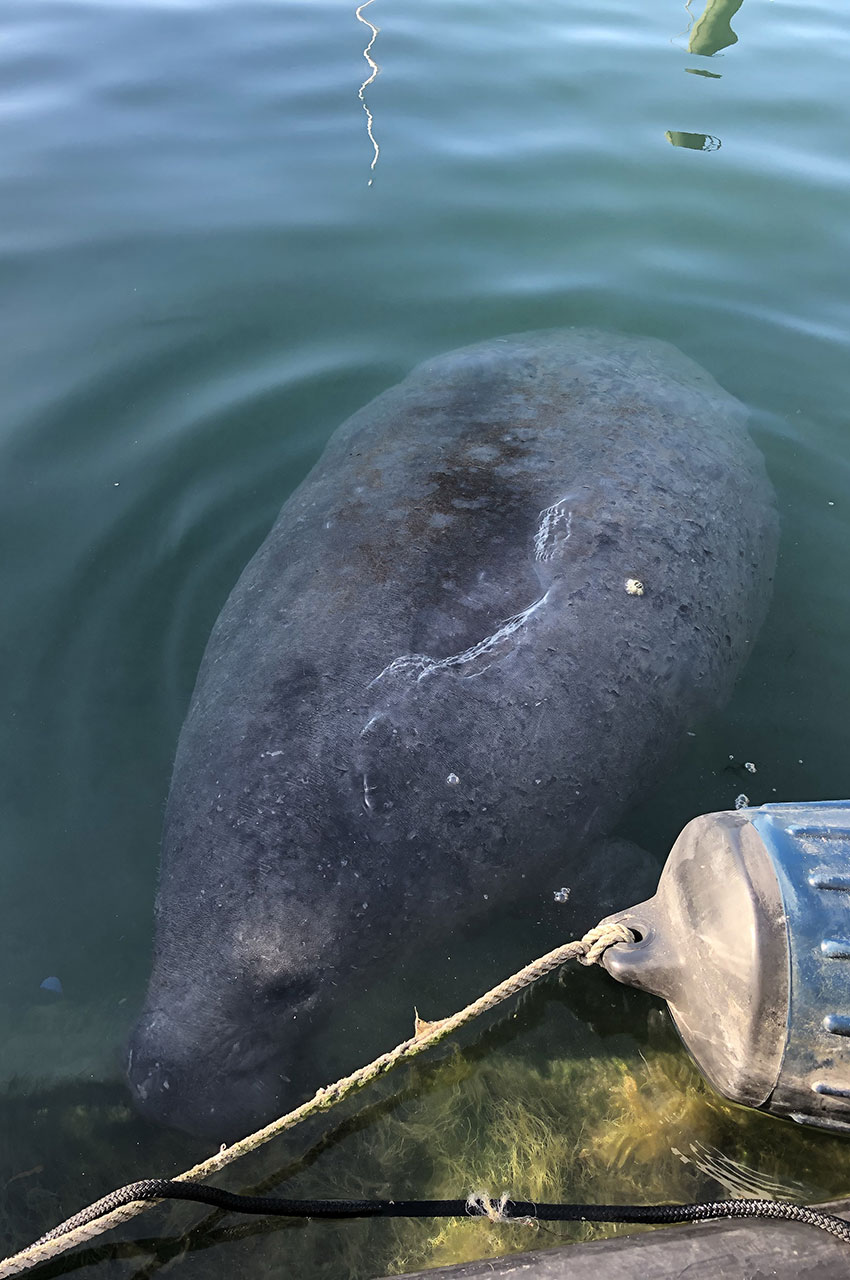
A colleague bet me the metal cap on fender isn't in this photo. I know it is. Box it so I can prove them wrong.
[600,801,850,1132]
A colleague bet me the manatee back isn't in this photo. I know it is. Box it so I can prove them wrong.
[158,328,777,989]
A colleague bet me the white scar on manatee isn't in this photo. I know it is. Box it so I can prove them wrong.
[370,589,553,684]
[534,499,572,562]
[362,774,376,810]
[369,498,573,686]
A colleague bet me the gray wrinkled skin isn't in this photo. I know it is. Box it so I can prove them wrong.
[128,330,778,1137]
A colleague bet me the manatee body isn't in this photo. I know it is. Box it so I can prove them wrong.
[128,329,778,1137]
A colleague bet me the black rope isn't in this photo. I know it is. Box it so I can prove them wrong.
[33,1179,850,1247]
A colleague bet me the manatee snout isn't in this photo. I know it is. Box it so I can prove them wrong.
[127,977,320,1139]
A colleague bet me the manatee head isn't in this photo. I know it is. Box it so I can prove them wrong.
[126,810,366,1137]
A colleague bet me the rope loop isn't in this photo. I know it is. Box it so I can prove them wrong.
[577,920,635,966]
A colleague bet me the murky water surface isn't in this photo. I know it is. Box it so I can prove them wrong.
[2,0,850,1274]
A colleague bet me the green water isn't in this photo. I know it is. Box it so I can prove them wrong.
[2,0,850,1273]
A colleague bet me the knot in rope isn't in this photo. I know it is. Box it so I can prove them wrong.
[577,920,635,966]
[466,1191,511,1223]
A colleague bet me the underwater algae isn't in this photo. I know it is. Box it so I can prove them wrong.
[4,999,850,1278]
[369,1036,824,1274]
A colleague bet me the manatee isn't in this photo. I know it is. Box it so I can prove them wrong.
[128,329,778,1137]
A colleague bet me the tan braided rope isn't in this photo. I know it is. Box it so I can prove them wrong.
[0,920,633,1279]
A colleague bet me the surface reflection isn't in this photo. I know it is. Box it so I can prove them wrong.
[671,1,742,150]
[356,0,381,185]
[665,130,722,151]
[688,0,745,57]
